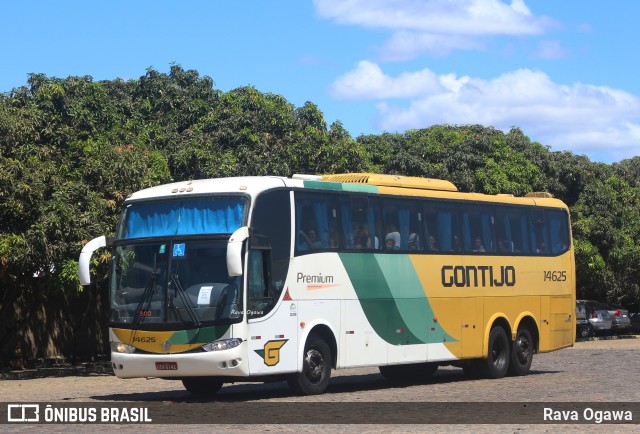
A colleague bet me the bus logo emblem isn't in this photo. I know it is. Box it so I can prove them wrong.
[255,339,288,366]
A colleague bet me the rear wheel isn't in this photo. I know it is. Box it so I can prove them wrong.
[288,334,332,395]
[479,326,510,379]
[182,377,223,399]
[509,328,533,376]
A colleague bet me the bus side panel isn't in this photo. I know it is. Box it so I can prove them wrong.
[340,299,389,367]
[460,297,483,358]
[545,295,573,351]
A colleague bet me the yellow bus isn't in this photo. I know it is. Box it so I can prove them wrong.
[79,173,575,397]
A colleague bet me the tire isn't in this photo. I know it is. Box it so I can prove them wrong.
[379,362,438,382]
[509,328,533,376]
[182,377,223,399]
[288,334,332,395]
[479,326,510,379]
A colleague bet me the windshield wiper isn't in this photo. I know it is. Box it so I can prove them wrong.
[132,271,157,328]
[168,273,201,327]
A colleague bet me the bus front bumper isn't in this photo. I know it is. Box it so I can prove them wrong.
[110,344,248,378]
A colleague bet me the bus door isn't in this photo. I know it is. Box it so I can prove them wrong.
[246,247,298,375]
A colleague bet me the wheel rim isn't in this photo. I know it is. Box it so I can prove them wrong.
[491,337,508,370]
[515,334,531,364]
[304,348,324,383]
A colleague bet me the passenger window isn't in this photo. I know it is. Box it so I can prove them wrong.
[530,210,549,254]
[462,205,495,253]
[424,202,460,252]
[295,193,338,254]
[548,209,570,254]
[381,199,422,252]
[495,207,530,254]
[340,196,380,250]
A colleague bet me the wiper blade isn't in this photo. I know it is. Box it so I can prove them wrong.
[169,273,200,327]
[132,272,157,328]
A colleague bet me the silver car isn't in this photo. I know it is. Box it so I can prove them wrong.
[605,304,631,332]
[576,300,613,337]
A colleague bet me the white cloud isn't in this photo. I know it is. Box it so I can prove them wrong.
[314,0,554,58]
[329,61,640,161]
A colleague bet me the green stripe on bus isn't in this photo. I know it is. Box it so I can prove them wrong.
[341,183,379,193]
[302,180,379,193]
[374,254,455,343]
[339,253,456,345]
[339,253,422,345]
[168,324,230,345]
[303,180,343,190]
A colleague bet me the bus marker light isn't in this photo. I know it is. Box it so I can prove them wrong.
[433,317,438,322]
[346,331,354,334]
[300,322,305,328]
[251,336,261,340]
[275,334,285,339]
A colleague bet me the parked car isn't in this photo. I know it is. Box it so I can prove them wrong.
[576,300,612,338]
[605,304,631,332]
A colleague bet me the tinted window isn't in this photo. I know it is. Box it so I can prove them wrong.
[340,196,380,250]
[252,190,291,295]
[295,192,339,254]
[381,198,422,252]
[462,205,495,253]
[548,209,570,255]
[495,207,531,254]
[424,201,461,252]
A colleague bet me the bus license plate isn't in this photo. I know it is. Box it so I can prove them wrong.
[155,362,178,371]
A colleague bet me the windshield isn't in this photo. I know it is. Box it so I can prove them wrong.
[109,239,242,328]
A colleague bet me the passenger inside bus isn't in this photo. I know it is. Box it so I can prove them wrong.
[385,232,400,251]
[298,229,324,251]
[408,233,420,251]
[472,236,486,252]
[427,235,438,251]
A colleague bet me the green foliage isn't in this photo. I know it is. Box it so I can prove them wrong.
[1,65,639,310]
[572,176,640,304]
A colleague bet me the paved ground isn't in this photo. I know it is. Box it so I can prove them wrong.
[2,337,638,432]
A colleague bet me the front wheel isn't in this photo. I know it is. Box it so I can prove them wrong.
[288,334,332,395]
[480,326,510,379]
[182,377,223,399]
[509,328,533,376]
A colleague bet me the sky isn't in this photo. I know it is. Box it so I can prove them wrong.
[2,0,639,163]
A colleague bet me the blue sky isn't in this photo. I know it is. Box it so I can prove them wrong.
[2,0,639,163]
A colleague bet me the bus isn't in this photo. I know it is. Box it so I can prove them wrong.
[78,173,575,397]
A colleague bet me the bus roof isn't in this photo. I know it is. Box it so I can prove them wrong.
[125,176,294,201]
[125,174,567,209]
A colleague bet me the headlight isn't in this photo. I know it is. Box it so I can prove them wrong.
[110,341,136,354]
[202,338,242,352]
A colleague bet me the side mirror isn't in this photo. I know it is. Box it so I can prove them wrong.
[227,227,251,277]
[78,236,111,285]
